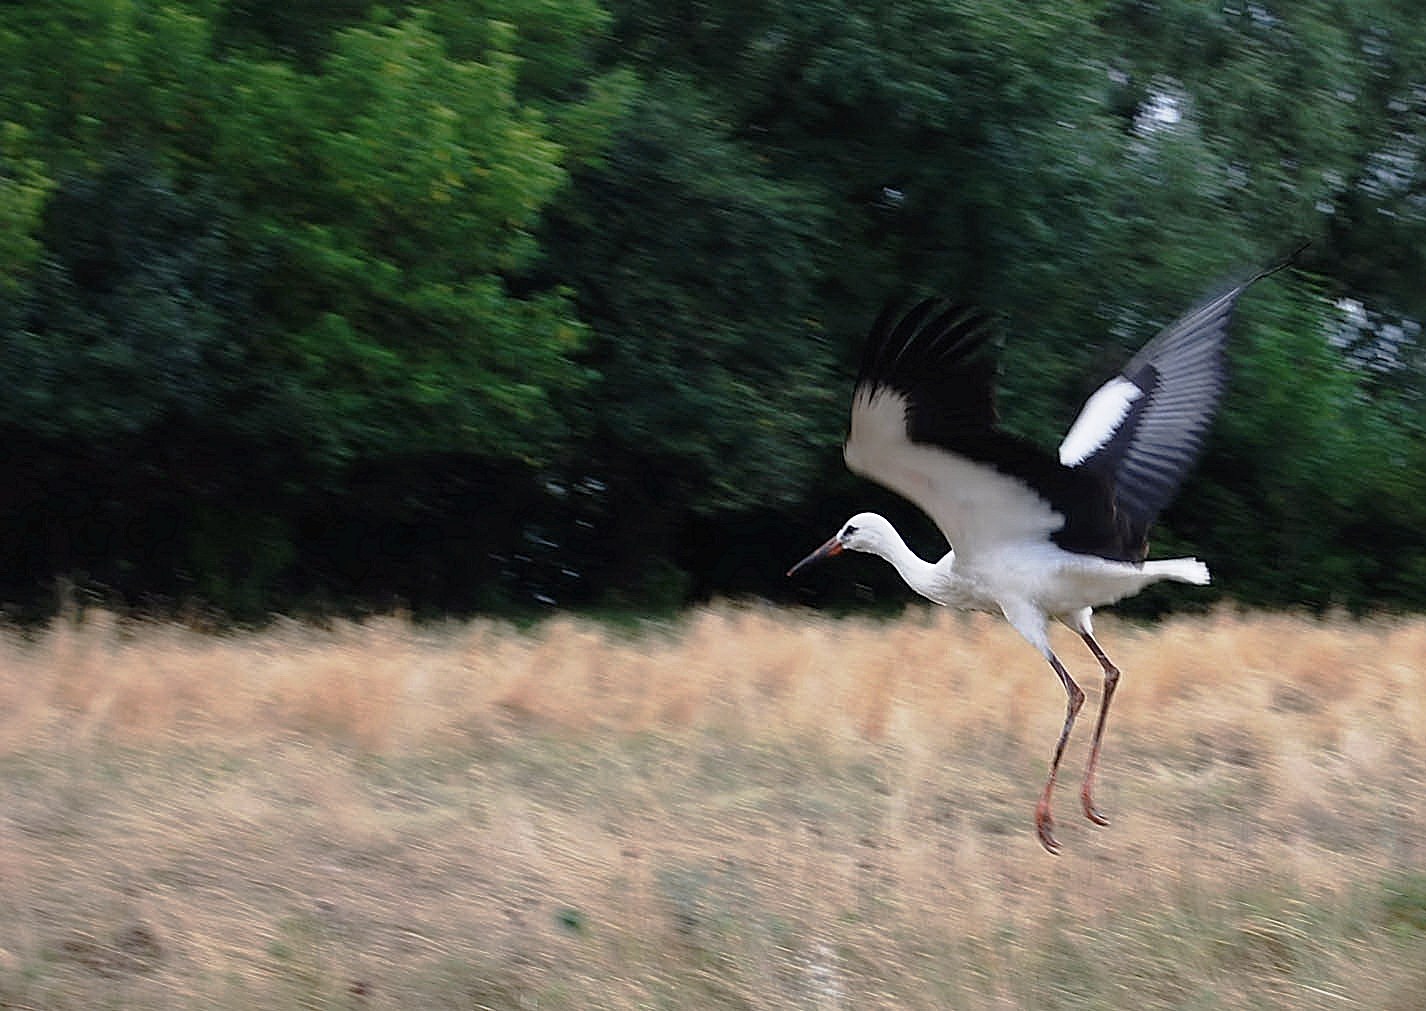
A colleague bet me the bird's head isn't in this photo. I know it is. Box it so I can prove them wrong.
[787,512,895,576]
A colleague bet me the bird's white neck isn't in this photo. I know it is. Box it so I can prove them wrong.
[864,525,949,604]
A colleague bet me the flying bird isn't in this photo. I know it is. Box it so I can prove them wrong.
[788,253,1300,853]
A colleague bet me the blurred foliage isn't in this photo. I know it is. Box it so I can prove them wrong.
[0,0,1422,617]
[535,75,835,596]
[208,12,597,465]
[0,125,52,294]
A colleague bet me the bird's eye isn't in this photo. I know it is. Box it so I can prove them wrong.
[843,524,858,537]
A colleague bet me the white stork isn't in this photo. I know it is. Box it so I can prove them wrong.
[789,253,1301,854]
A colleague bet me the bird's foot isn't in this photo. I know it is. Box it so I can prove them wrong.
[1081,786,1110,827]
[1034,797,1061,855]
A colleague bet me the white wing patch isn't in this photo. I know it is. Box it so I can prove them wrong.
[1058,376,1143,467]
[845,388,1065,560]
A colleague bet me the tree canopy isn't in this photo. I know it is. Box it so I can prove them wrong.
[0,0,1422,618]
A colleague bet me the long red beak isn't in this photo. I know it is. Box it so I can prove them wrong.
[787,536,844,577]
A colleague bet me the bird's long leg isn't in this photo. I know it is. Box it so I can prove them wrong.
[1078,632,1120,827]
[1034,651,1085,855]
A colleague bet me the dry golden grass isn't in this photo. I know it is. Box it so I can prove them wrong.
[2,605,1425,1009]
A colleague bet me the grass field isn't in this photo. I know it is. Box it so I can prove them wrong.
[2,605,1425,1009]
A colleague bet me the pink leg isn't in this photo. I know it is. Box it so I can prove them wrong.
[1035,650,1084,855]
[1078,632,1120,826]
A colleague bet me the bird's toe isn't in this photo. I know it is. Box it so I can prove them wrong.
[1081,790,1110,827]
[1034,803,1061,855]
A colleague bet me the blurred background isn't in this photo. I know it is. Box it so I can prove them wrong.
[1,0,1423,621]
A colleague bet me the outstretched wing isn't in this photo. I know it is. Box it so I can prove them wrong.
[844,300,1126,562]
[1056,246,1303,547]
[1056,292,1235,544]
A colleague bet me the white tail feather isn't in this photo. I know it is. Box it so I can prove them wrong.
[1144,557,1211,586]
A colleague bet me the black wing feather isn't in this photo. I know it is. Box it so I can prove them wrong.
[853,299,1138,561]
[1065,245,1305,544]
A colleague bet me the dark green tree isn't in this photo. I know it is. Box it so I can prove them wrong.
[0,1,625,614]
[0,0,1422,615]
[537,77,835,601]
